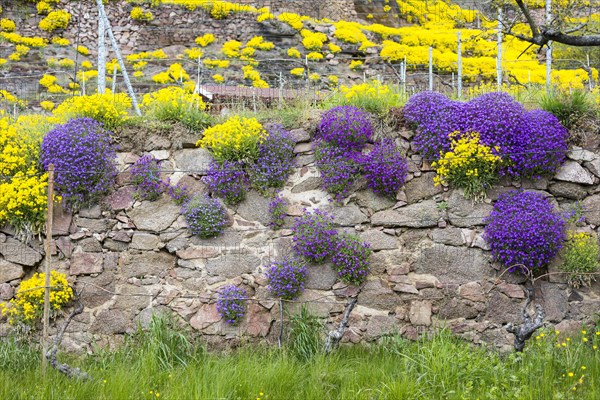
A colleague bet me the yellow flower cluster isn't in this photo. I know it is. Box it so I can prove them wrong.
[306,52,323,60]
[142,86,206,113]
[130,7,154,21]
[333,21,367,44]
[340,80,390,100]
[53,91,132,130]
[0,114,56,236]
[195,33,215,47]
[39,9,71,32]
[51,36,69,46]
[8,44,30,62]
[0,271,73,326]
[301,29,327,51]
[328,43,341,54]
[39,74,66,94]
[40,100,55,111]
[349,60,363,70]
[36,1,52,15]
[0,18,15,32]
[309,73,320,81]
[197,116,267,162]
[290,67,304,77]
[246,36,275,51]
[184,47,203,60]
[203,59,229,69]
[221,40,242,58]
[257,12,274,23]
[287,47,301,58]
[0,90,27,109]
[0,32,46,47]
[278,12,303,30]
[327,75,339,85]
[126,49,168,63]
[432,132,501,200]
[241,65,268,87]
[77,45,90,56]
[212,73,224,83]
[152,63,190,84]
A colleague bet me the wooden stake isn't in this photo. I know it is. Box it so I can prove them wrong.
[42,164,55,374]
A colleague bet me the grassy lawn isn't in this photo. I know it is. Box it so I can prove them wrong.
[1,315,599,400]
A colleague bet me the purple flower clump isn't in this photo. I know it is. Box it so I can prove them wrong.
[249,124,295,194]
[266,257,308,300]
[167,180,192,206]
[314,141,361,203]
[292,208,338,263]
[130,154,167,201]
[204,160,248,205]
[332,234,372,285]
[361,138,408,200]
[316,106,373,151]
[216,284,247,324]
[483,190,566,273]
[182,194,228,238]
[41,117,117,210]
[268,195,287,230]
[404,91,568,178]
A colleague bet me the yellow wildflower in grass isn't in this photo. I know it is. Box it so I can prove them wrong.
[0,32,46,48]
[133,61,147,71]
[51,37,69,46]
[431,132,502,201]
[195,33,215,47]
[81,60,92,70]
[53,91,132,131]
[0,58,7,68]
[562,231,599,288]
[0,18,16,32]
[0,89,27,109]
[309,73,320,82]
[252,79,269,88]
[197,116,267,162]
[141,86,208,130]
[287,47,301,58]
[327,75,339,86]
[240,47,255,57]
[349,60,363,70]
[8,53,21,62]
[335,80,399,116]
[306,52,323,60]
[0,271,73,325]
[212,74,224,83]
[133,71,144,78]
[290,67,304,77]
[39,10,71,32]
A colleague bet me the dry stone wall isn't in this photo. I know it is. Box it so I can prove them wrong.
[3,0,358,53]
[2,123,600,352]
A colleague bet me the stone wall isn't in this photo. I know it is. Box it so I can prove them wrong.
[2,0,358,53]
[1,119,600,352]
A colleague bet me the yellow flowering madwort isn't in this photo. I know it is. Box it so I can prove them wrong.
[197,116,267,162]
[0,271,73,326]
[432,132,502,201]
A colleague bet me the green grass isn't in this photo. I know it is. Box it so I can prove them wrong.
[2,317,600,400]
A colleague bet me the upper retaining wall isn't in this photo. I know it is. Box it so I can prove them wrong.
[1,118,600,352]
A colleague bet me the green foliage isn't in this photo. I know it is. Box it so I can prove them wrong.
[2,326,600,399]
[286,305,324,362]
[539,89,594,130]
[562,231,600,288]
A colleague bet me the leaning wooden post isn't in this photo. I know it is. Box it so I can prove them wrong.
[42,163,55,374]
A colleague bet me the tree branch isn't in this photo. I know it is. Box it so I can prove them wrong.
[324,297,358,353]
